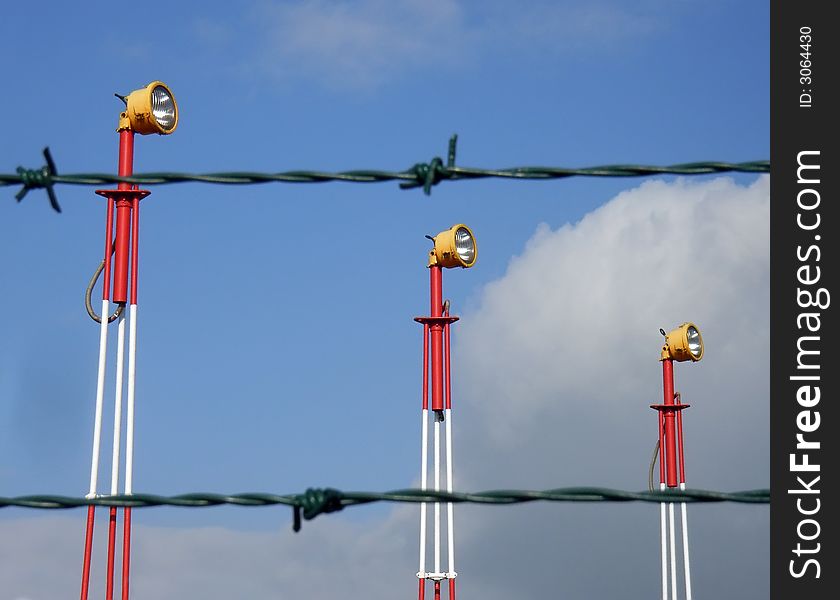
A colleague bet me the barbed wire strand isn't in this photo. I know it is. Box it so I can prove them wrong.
[4,138,770,213]
[1,487,769,532]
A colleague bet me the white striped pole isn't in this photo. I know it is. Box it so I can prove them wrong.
[109,312,126,496]
[88,298,111,498]
[660,483,669,600]
[417,322,430,600]
[120,303,139,600]
[668,501,678,600]
[657,413,669,600]
[434,417,441,576]
[105,308,127,599]
[81,201,115,600]
[124,305,138,496]
[680,483,693,600]
[122,197,141,600]
[419,409,429,579]
[443,317,456,595]
[675,394,693,600]
[445,409,454,578]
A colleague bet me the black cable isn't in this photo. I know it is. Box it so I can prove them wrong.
[84,243,124,323]
[648,440,660,492]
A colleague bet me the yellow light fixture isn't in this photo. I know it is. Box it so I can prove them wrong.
[428,223,477,268]
[118,81,178,135]
[661,322,704,362]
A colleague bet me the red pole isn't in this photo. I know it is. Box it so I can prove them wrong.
[103,200,115,301]
[130,196,139,305]
[121,508,132,600]
[429,268,444,596]
[444,309,455,600]
[112,130,135,304]
[120,194,140,600]
[418,322,429,600]
[657,405,666,486]
[429,266,444,411]
[422,324,429,411]
[104,128,135,599]
[79,505,96,600]
[675,394,686,485]
[105,508,117,600]
[415,265,460,598]
[80,200,116,600]
[444,317,451,411]
[661,359,678,487]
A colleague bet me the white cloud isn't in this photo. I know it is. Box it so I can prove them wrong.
[456,175,769,463]
[255,0,471,89]
[0,509,417,599]
[1,175,769,599]
[448,174,769,598]
[248,0,667,90]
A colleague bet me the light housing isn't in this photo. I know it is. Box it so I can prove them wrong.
[661,322,704,362]
[119,81,178,135]
[429,224,477,268]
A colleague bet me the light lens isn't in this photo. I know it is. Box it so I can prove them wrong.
[151,85,176,131]
[686,325,702,358]
[455,227,475,264]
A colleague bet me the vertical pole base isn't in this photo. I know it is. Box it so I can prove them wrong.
[649,403,690,487]
[106,507,117,600]
[415,304,459,599]
[80,505,96,600]
[122,507,132,600]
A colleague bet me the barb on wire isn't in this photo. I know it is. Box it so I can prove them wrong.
[293,488,347,532]
[13,147,61,213]
[400,134,459,194]
[2,138,770,210]
[1,486,769,532]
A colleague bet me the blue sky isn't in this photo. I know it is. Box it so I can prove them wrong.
[1,1,768,598]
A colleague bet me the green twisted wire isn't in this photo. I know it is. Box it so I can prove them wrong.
[3,137,769,214]
[1,487,769,532]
